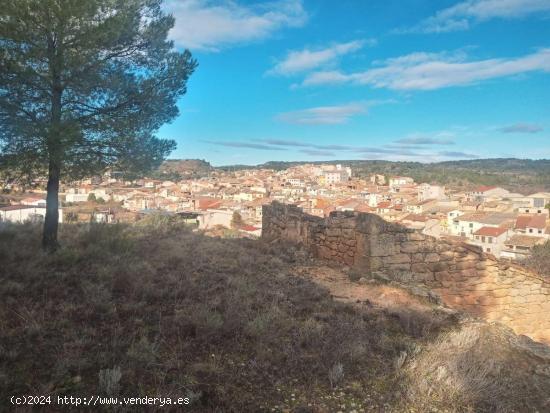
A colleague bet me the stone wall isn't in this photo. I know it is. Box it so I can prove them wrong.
[263,202,550,344]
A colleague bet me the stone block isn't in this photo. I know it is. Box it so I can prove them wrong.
[383,253,411,264]
[455,260,478,270]
[428,262,448,272]
[440,251,455,261]
[411,263,430,273]
[439,242,454,252]
[341,229,355,237]
[434,271,452,281]
[456,253,480,262]
[337,243,349,253]
[370,234,400,257]
[425,253,440,263]
[386,263,412,272]
[326,228,341,237]
[401,241,422,253]
[408,232,426,241]
[459,269,478,278]
[370,257,383,271]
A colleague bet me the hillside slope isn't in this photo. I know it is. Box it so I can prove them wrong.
[155,159,213,179]
[219,158,550,193]
[1,220,549,412]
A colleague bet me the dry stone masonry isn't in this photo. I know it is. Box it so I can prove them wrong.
[262,202,550,344]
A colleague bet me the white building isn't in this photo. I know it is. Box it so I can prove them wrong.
[471,226,509,257]
[369,174,385,185]
[389,176,414,188]
[65,193,89,203]
[323,172,345,184]
[500,235,546,260]
[20,197,46,207]
[470,186,510,201]
[449,212,515,239]
[197,209,233,229]
[446,209,465,234]
[286,178,306,187]
[0,205,63,224]
[417,183,446,201]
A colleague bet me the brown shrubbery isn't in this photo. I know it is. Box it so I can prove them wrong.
[522,240,550,279]
[402,321,550,412]
[1,218,549,412]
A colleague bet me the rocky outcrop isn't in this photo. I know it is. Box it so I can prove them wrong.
[262,202,550,344]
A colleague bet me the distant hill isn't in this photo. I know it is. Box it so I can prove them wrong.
[155,159,213,179]
[218,158,550,193]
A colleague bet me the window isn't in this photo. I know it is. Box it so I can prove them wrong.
[469,223,473,228]
[529,228,533,233]
[488,237,493,243]
[538,230,542,234]
[486,248,491,253]
[481,236,486,243]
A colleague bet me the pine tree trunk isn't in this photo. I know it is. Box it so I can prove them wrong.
[42,159,60,251]
[44,34,63,252]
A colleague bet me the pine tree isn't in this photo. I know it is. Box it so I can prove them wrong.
[0,0,197,250]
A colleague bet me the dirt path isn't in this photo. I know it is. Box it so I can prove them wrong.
[292,265,436,313]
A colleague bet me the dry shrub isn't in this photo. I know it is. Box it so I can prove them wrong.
[403,322,550,412]
[388,307,450,338]
[1,221,549,412]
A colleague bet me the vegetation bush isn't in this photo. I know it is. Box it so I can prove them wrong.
[522,240,550,279]
[402,322,550,412]
[1,220,549,412]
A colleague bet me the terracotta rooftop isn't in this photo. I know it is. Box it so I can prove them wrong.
[473,226,508,237]
[402,214,430,222]
[505,235,546,248]
[515,214,547,230]
[474,185,497,193]
[240,225,260,232]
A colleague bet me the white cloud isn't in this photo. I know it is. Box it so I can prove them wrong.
[292,70,350,87]
[276,103,365,124]
[499,123,544,133]
[268,39,373,75]
[405,0,550,33]
[166,0,307,51]
[300,48,550,90]
[395,136,456,145]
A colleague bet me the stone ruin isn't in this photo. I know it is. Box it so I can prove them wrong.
[262,201,550,344]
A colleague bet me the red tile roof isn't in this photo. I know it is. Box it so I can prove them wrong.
[196,198,223,210]
[240,225,260,232]
[403,214,430,222]
[515,214,547,230]
[473,226,507,237]
[515,215,530,229]
[526,215,547,229]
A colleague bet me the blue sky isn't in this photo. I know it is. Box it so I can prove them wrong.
[158,0,550,166]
